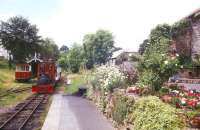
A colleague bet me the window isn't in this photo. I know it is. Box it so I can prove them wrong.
[26,66,29,71]
[16,65,30,72]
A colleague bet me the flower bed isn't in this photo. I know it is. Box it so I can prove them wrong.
[159,85,200,128]
[87,65,186,130]
[161,85,200,109]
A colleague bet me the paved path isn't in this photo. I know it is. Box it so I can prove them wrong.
[42,94,115,130]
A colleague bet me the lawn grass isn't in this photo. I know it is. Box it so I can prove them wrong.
[0,68,32,91]
[0,59,32,90]
[64,71,91,94]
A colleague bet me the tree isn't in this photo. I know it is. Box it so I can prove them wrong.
[58,52,69,71]
[83,30,115,68]
[60,45,69,53]
[0,16,41,63]
[138,39,149,55]
[58,43,85,73]
[83,33,95,69]
[39,38,59,60]
[68,43,84,73]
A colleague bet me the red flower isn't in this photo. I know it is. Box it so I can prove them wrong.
[187,100,198,108]
[196,93,200,97]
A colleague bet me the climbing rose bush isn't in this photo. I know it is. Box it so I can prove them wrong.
[91,65,126,92]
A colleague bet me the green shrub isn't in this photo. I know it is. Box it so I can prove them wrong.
[138,24,179,92]
[138,52,179,91]
[158,87,170,96]
[112,93,135,125]
[133,96,185,130]
[137,70,162,91]
[112,97,128,124]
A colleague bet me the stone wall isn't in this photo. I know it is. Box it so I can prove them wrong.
[173,16,200,58]
[192,20,200,58]
[174,29,192,57]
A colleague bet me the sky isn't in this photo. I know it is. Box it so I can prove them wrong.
[0,0,200,51]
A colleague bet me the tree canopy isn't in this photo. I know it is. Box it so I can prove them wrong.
[60,45,69,53]
[39,38,59,60]
[83,30,115,68]
[138,39,149,55]
[58,43,84,73]
[0,16,41,62]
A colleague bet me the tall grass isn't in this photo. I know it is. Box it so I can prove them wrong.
[0,59,32,107]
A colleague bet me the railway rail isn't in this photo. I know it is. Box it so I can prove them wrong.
[0,94,48,130]
[0,87,32,98]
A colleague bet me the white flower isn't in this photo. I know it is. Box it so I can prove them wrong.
[91,65,126,91]
[164,60,168,65]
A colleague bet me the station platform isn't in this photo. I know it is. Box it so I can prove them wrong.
[42,94,115,130]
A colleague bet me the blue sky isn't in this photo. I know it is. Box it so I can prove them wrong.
[0,0,61,22]
[0,0,59,15]
[0,0,200,51]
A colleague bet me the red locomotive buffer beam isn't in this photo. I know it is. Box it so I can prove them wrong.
[32,84,54,93]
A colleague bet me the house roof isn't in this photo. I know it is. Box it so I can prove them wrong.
[185,8,200,19]
[112,49,138,59]
[112,50,124,59]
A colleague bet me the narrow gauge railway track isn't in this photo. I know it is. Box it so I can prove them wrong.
[0,87,32,98]
[0,94,48,130]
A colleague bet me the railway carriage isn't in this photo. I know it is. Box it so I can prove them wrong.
[15,64,32,81]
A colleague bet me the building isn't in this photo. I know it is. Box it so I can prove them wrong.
[109,49,140,65]
[107,49,139,83]
[171,8,200,78]
[173,8,200,58]
[0,45,8,59]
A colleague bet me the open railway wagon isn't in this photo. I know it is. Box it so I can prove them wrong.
[15,63,32,81]
[32,61,61,93]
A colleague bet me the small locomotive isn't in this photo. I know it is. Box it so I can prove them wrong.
[32,61,61,93]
